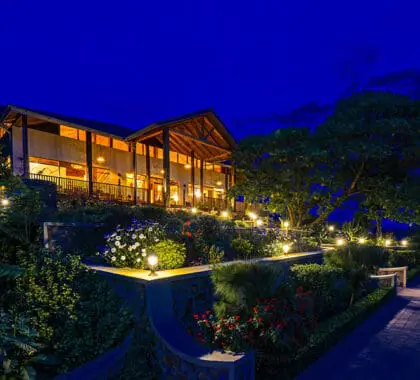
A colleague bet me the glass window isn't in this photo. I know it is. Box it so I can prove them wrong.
[60,125,78,139]
[30,157,59,177]
[214,164,222,173]
[78,130,86,141]
[170,151,178,163]
[136,143,145,155]
[178,154,187,164]
[113,139,129,151]
[156,148,163,160]
[94,134,110,147]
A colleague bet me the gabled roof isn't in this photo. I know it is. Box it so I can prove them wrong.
[1,105,135,139]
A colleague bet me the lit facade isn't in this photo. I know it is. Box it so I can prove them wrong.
[0,106,236,209]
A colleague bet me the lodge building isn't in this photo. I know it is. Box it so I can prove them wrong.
[0,105,236,209]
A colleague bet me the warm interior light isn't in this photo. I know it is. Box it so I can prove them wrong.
[328,225,335,232]
[358,237,366,244]
[96,156,105,163]
[172,193,179,203]
[160,169,165,174]
[248,212,257,220]
[336,238,345,246]
[194,189,201,198]
[191,207,198,214]
[283,221,290,228]
[1,198,10,207]
[401,239,408,247]
[256,219,263,226]
[221,210,229,218]
[384,239,391,247]
[184,164,192,169]
[126,173,134,179]
[283,244,290,254]
[216,181,223,186]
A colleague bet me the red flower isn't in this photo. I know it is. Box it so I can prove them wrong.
[202,313,207,319]
[253,306,258,313]
[248,317,253,323]
[185,220,191,226]
[193,314,199,320]
[206,310,212,316]
[258,317,263,323]
[229,325,235,330]
[186,232,192,238]
[235,315,240,321]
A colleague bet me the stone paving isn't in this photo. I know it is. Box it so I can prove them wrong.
[298,279,420,380]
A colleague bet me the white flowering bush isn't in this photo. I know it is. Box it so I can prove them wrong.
[100,220,164,268]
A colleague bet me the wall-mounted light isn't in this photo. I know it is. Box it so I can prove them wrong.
[184,163,192,169]
[216,181,223,186]
[96,156,105,163]
[160,169,165,174]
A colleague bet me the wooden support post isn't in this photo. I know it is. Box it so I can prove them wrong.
[225,168,229,209]
[231,167,237,212]
[9,127,14,172]
[191,151,195,207]
[85,131,93,196]
[21,115,29,177]
[132,143,137,205]
[163,128,171,208]
[200,159,204,203]
[146,144,151,204]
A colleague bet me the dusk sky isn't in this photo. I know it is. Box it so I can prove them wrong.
[1,0,420,138]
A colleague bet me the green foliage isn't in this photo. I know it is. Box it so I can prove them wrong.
[153,239,186,270]
[230,238,253,259]
[287,287,396,379]
[206,245,224,266]
[290,264,350,319]
[13,248,132,373]
[0,265,24,280]
[341,220,366,241]
[211,262,285,319]
[387,249,420,269]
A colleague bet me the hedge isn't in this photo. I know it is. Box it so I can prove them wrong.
[284,286,396,379]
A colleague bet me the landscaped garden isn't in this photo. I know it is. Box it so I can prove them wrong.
[2,91,420,379]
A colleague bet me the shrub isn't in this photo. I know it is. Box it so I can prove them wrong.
[206,245,224,266]
[100,221,164,269]
[195,289,316,374]
[388,249,419,269]
[211,262,286,319]
[153,239,187,270]
[13,248,133,373]
[230,238,253,259]
[290,264,350,319]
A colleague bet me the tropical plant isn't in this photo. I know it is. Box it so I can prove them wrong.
[230,238,253,259]
[211,262,286,318]
[100,221,164,268]
[206,245,224,266]
[153,239,187,270]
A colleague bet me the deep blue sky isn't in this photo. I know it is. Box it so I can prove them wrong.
[1,0,420,138]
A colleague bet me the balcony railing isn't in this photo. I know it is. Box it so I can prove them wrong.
[29,173,147,204]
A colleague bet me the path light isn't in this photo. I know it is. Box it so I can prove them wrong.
[256,219,263,227]
[283,244,291,254]
[336,238,345,246]
[96,156,105,163]
[248,212,257,220]
[401,239,408,247]
[221,210,230,218]
[1,198,10,207]
[384,239,391,247]
[191,207,198,214]
[147,254,158,276]
[358,237,366,244]
[283,221,290,229]
[328,225,335,232]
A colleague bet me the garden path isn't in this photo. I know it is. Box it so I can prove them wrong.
[298,278,420,380]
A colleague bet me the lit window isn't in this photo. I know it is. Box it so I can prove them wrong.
[60,125,78,139]
[214,164,222,173]
[170,151,178,163]
[113,139,129,151]
[78,130,86,141]
[136,143,145,155]
[178,154,187,164]
[156,148,163,159]
[94,134,110,147]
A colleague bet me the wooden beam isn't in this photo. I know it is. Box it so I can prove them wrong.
[132,130,163,143]
[163,128,170,208]
[85,131,93,196]
[146,144,151,204]
[191,151,195,207]
[21,115,29,177]
[132,143,137,205]
[171,130,230,152]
